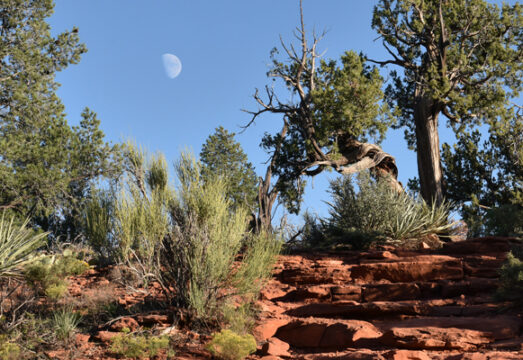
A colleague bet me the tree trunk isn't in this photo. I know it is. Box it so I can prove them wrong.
[414,96,444,205]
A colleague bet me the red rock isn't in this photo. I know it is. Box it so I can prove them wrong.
[45,350,69,359]
[136,314,170,326]
[275,319,381,349]
[380,326,493,351]
[254,318,289,341]
[362,283,421,302]
[75,333,90,348]
[260,356,283,360]
[261,282,290,300]
[440,237,516,255]
[377,315,520,340]
[331,285,361,302]
[350,256,463,283]
[261,337,291,357]
[110,316,139,332]
[384,350,431,360]
[94,330,120,343]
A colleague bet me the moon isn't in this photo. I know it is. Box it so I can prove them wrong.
[162,53,182,79]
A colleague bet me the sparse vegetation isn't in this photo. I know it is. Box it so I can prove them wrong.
[206,329,257,360]
[110,333,170,359]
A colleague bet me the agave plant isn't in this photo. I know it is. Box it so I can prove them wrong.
[0,214,48,278]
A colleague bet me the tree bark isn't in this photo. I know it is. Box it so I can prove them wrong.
[414,96,444,205]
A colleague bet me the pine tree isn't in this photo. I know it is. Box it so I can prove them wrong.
[0,0,121,238]
[200,127,258,212]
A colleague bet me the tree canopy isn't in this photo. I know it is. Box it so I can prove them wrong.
[0,0,121,238]
[247,2,400,229]
[372,0,522,204]
[200,126,258,212]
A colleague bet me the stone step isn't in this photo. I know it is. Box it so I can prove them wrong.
[284,299,509,319]
[270,316,520,353]
[267,278,499,304]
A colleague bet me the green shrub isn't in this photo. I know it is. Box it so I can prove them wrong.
[110,334,169,359]
[84,191,115,260]
[496,250,523,307]
[0,335,20,360]
[305,171,455,250]
[53,308,82,340]
[24,252,89,298]
[0,213,47,278]
[112,143,172,277]
[161,153,281,322]
[206,329,256,360]
[45,282,68,300]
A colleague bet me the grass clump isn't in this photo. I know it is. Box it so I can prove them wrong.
[52,307,82,340]
[302,171,455,250]
[206,329,257,360]
[110,334,170,359]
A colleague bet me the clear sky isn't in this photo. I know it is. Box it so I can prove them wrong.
[48,0,519,223]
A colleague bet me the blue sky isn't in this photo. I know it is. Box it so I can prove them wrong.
[48,0,519,222]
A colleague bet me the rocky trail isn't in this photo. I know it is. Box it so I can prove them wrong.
[251,237,522,360]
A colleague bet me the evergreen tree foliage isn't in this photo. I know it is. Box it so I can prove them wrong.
[0,0,121,238]
[246,2,399,228]
[372,0,522,204]
[200,126,258,211]
[442,110,523,236]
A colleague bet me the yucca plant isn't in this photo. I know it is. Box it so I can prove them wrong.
[0,214,47,278]
[53,307,82,340]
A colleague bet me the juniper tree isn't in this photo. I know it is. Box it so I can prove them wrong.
[246,1,398,229]
[371,0,522,204]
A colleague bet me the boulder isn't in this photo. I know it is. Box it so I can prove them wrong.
[261,337,291,357]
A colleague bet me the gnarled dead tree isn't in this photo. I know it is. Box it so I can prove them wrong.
[246,0,402,230]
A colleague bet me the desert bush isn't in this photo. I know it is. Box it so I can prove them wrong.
[161,152,281,322]
[110,334,170,358]
[24,252,89,298]
[84,190,115,261]
[496,248,523,308]
[303,171,455,250]
[112,143,172,280]
[0,213,47,278]
[206,329,257,360]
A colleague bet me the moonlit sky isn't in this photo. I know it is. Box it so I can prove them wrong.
[49,0,520,223]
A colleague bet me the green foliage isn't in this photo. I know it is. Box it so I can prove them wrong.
[110,334,170,359]
[52,308,82,340]
[0,335,20,360]
[161,152,280,322]
[24,252,89,298]
[442,113,523,237]
[200,127,258,211]
[0,214,47,278]
[258,47,392,213]
[84,190,115,260]
[373,0,522,148]
[110,142,172,276]
[206,329,257,360]
[0,1,122,239]
[304,171,454,250]
[45,283,68,300]
[496,250,523,308]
